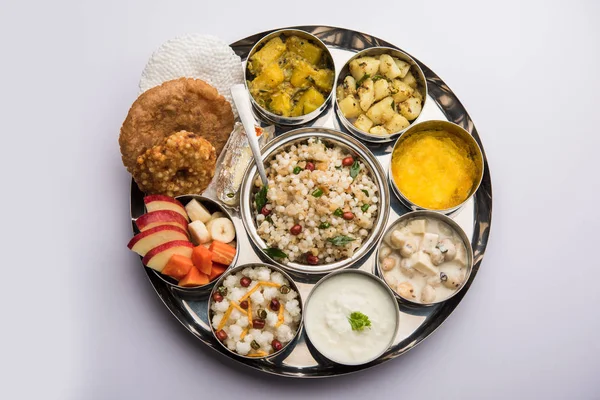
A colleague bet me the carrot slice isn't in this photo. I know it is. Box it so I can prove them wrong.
[162,254,194,280]
[178,266,209,287]
[209,241,236,265]
[192,246,213,275]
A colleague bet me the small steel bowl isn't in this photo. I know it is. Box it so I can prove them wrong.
[375,210,474,306]
[207,263,304,360]
[244,28,335,126]
[239,127,390,275]
[388,120,484,214]
[304,269,400,366]
[334,46,428,143]
[148,195,239,296]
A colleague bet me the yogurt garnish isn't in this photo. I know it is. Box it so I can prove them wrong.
[305,272,398,365]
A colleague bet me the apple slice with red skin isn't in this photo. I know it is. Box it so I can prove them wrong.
[127,225,189,256]
[144,195,189,221]
[142,240,193,272]
[135,210,188,232]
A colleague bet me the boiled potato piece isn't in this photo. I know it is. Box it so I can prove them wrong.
[384,113,410,132]
[349,57,381,81]
[391,79,414,103]
[393,58,411,78]
[248,37,286,75]
[338,95,361,119]
[342,75,357,96]
[251,63,285,91]
[357,79,375,111]
[336,85,345,99]
[379,54,402,79]
[412,87,423,101]
[269,91,292,116]
[399,96,422,120]
[291,87,325,116]
[370,125,389,135]
[366,96,396,124]
[402,71,418,89]
[354,114,374,132]
[374,79,391,101]
[286,36,323,65]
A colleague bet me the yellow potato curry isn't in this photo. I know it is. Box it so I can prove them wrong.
[247,35,334,117]
[391,130,480,210]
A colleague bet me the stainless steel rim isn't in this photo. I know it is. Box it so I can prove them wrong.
[207,262,304,360]
[374,210,474,306]
[303,268,400,365]
[239,127,390,275]
[244,29,335,126]
[387,119,485,214]
[334,46,428,144]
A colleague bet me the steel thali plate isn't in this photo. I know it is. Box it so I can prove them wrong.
[129,25,493,378]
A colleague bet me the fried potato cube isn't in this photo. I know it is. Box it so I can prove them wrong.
[399,96,423,120]
[374,78,391,101]
[357,79,375,111]
[251,63,285,90]
[312,69,334,92]
[366,96,395,124]
[286,35,323,65]
[248,37,286,75]
[349,57,381,81]
[354,114,374,132]
[402,70,418,89]
[369,125,389,135]
[384,113,410,133]
[393,58,411,78]
[379,54,402,79]
[292,87,325,116]
[290,60,316,88]
[342,75,357,97]
[269,91,292,116]
[391,79,414,103]
[338,95,361,119]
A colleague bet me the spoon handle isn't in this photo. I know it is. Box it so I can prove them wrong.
[230,84,269,186]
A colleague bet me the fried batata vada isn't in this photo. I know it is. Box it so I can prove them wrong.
[132,131,216,196]
[119,77,234,173]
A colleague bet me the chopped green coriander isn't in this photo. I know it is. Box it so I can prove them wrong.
[347,311,371,331]
[318,222,330,229]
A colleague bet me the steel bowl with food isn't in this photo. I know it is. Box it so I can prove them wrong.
[304,269,399,366]
[375,210,473,306]
[335,47,427,143]
[389,120,484,214]
[128,194,239,296]
[208,263,304,359]
[240,128,390,275]
[245,29,335,126]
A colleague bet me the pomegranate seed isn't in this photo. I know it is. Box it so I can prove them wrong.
[270,299,280,311]
[212,292,223,302]
[240,300,249,309]
[260,206,271,216]
[253,319,266,329]
[305,162,315,171]
[307,254,319,265]
[216,329,228,341]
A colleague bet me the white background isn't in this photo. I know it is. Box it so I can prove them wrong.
[1,0,599,399]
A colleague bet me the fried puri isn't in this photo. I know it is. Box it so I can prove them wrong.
[119,78,234,173]
[133,131,216,196]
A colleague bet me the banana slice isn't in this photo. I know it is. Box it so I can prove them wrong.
[188,220,211,244]
[185,199,211,223]
[210,211,226,220]
[209,218,236,243]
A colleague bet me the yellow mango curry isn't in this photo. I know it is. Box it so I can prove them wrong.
[247,35,334,117]
[391,130,480,210]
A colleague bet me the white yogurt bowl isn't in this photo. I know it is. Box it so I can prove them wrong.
[304,269,399,366]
